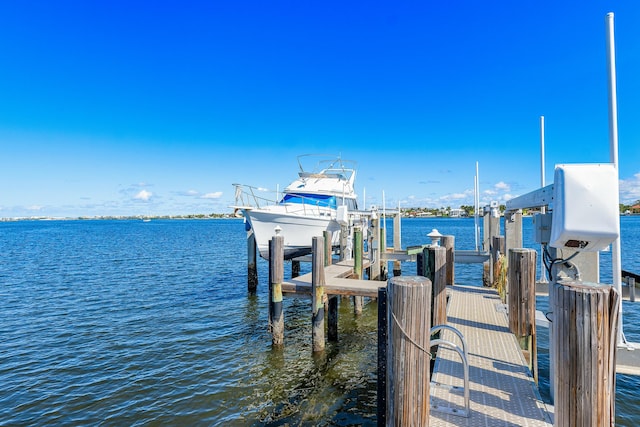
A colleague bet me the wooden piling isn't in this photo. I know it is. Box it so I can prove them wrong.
[386,276,432,426]
[393,212,402,277]
[328,296,338,341]
[440,235,455,286]
[312,236,326,352]
[425,246,447,328]
[269,236,285,347]
[482,210,500,286]
[630,277,636,302]
[291,260,300,278]
[247,229,258,292]
[552,280,619,426]
[377,286,388,427]
[353,226,364,315]
[380,226,388,280]
[323,230,332,266]
[370,216,381,280]
[508,248,537,380]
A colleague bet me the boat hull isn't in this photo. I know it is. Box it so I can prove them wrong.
[244,209,342,259]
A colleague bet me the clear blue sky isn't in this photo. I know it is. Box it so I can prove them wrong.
[1,1,639,218]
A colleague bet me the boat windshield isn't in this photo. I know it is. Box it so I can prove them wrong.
[281,193,337,209]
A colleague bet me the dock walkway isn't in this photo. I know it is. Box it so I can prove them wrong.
[430,285,554,426]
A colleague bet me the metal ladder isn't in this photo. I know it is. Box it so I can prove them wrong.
[430,324,470,417]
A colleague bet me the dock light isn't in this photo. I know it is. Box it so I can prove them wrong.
[427,229,443,246]
[274,225,282,235]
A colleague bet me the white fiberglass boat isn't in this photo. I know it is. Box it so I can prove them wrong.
[233,155,358,259]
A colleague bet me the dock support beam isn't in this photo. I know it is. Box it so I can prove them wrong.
[269,236,284,347]
[482,208,500,286]
[377,286,388,427]
[247,229,258,292]
[393,211,402,277]
[508,248,537,383]
[386,276,432,426]
[441,235,455,286]
[353,226,364,315]
[423,246,447,328]
[312,236,326,352]
[552,280,619,426]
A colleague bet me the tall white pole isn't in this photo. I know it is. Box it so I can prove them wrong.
[605,12,625,345]
[539,116,548,283]
[475,161,480,252]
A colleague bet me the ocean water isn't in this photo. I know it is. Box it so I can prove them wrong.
[0,217,638,425]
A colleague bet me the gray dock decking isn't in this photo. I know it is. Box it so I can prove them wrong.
[430,285,553,426]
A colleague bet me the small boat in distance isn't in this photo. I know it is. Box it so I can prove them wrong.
[233,155,358,259]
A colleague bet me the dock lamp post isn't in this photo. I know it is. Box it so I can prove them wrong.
[427,229,443,247]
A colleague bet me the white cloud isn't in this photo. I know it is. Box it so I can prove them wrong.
[495,181,510,191]
[202,192,223,199]
[620,173,640,203]
[27,205,43,211]
[186,190,199,196]
[134,190,153,201]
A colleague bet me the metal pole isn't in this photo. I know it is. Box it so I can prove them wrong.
[474,162,480,252]
[605,12,624,345]
[539,116,548,283]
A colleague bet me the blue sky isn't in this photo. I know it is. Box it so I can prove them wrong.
[1,1,639,218]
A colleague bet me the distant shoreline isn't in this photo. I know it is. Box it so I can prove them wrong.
[0,214,239,222]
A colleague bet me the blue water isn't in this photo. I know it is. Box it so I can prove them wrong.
[0,217,638,425]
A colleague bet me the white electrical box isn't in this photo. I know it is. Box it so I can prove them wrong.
[549,163,619,252]
[336,205,349,226]
[533,213,552,244]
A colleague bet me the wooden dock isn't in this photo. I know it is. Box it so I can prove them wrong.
[282,259,386,298]
[430,285,553,426]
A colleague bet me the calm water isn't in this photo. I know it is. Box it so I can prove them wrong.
[0,217,639,425]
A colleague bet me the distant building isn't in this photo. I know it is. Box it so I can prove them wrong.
[450,208,466,218]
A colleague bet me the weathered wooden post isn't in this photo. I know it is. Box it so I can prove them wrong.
[370,216,381,280]
[552,280,619,426]
[377,285,388,427]
[291,260,300,278]
[492,235,506,300]
[482,206,500,286]
[508,248,537,381]
[422,246,447,328]
[325,229,339,341]
[247,228,258,292]
[393,212,402,277]
[269,236,284,346]
[323,230,332,266]
[312,236,326,352]
[386,276,432,426]
[339,224,349,261]
[440,235,455,286]
[380,226,388,280]
[353,226,364,315]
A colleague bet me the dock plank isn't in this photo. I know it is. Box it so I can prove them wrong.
[430,285,553,426]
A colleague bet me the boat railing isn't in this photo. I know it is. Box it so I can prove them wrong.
[233,184,336,217]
